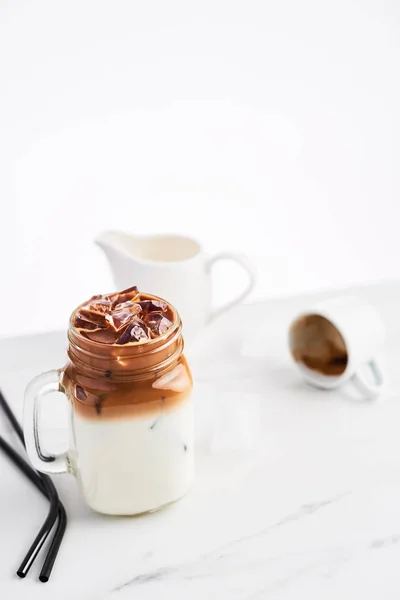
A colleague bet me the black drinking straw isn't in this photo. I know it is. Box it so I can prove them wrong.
[0,389,25,444]
[0,436,47,494]
[0,436,59,574]
[39,502,67,582]
[0,389,67,582]
[16,477,60,578]
[0,389,59,576]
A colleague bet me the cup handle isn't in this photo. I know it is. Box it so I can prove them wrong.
[24,370,70,474]
[351,359,384,398]
[207,252,256,322]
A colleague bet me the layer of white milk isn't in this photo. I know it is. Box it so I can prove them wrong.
[70,397,193,515]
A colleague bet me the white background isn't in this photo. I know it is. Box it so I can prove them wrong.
[0,0,399,337]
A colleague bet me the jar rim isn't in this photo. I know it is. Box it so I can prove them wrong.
[68,293,181,354]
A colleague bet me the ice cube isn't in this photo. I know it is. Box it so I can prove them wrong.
[75,385,87,401]
[115,319,150,344]
[106,302,142,331]
[108,286,140,307]
[145,312,172,336]
[82,297,111,314]
[113,301,142,313]
[74,313,103,331]
[79,297,111,327]
[139,300,168,314]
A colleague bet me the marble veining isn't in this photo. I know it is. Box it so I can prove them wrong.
[112,492,350,593]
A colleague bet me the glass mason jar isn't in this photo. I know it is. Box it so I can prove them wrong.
[24,296,194,516]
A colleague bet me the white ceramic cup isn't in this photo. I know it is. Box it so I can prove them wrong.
[288,296,385,398]
[95,232,256,343]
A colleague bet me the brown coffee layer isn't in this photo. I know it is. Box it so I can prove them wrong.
[61,355,192,420]
[290,314,348,376]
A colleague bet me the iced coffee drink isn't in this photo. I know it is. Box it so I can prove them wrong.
[60,286,194,515]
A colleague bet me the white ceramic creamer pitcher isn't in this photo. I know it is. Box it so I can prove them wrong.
[95,231,255,342]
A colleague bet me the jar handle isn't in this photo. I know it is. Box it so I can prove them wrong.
[24,370,70,474]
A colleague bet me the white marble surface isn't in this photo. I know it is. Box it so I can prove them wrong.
[2,281,400,599]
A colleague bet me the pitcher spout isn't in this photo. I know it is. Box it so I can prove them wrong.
[95,230,134,255]
[94,230,141,283]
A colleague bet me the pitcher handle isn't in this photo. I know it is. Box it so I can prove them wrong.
[207,252,256,321]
